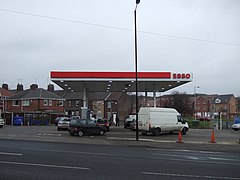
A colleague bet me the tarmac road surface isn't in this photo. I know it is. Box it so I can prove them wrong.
[0,139,240,180]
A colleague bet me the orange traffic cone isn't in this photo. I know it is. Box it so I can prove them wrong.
[177,131,183,143]
[210,130,216,143]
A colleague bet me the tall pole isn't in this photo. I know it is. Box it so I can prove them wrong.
[194,86,199,121]
[134,0,140,141]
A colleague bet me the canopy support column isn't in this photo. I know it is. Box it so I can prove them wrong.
[81,86,89,119]
[153,90,156,108]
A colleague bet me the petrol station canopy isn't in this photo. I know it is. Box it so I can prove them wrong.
[50,71,193,93]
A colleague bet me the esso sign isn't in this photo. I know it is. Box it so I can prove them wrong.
[173,73,191,79]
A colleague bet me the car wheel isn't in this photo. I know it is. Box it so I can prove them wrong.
[234,128,238,131]
[78,130,84,137]
[57,128,61,131]
[182,127,187,135]
[69,130,75,136]
[0,125,3,128]
[99,130,105,136]
[153,128,161,136]
[141,132,147,136]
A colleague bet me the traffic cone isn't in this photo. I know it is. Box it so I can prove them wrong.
[177,131,183,143]
[210,130,216,143]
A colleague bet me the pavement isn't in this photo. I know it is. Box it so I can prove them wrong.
[0,125,240,147]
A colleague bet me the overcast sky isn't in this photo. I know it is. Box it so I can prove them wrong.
[0,0,239,96]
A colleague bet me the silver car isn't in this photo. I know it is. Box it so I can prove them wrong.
[232,124,240,131]
[0,118,4,128]
[57,118,71,131]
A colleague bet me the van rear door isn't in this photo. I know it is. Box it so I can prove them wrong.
[138,114,149,131]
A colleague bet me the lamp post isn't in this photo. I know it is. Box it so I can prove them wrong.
[134,0,140,141]
[194,86,199,121]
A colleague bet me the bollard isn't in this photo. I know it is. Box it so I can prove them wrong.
[176,131,183,143]
[210,130,216,143]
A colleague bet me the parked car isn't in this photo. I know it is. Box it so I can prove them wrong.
[129,119,136,131]
[57,118,71,131]
[124,118,135,128]
[54,117,68,126]
[68,119,106,136]
[232,123,240,131]
[96,119,110,131]
[0,118,4,128]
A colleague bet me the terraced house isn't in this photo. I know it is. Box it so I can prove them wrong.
[4,84,65,125]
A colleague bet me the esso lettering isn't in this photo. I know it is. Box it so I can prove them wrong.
[173,73,191,79]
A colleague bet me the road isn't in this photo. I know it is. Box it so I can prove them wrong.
[0,139,240,180]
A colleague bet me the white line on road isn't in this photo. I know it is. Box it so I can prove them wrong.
[209,157,240,162]
[0,152,23,156]
[153,153,199,160]
[147,148,223,154]
[141,172,240,179]
[0,160,90,170]
[21,148,113,156]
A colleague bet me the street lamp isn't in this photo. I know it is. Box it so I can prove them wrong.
[194,86,200,121]
[134,0,140,141]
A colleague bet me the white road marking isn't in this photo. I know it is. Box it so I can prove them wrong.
[0,160,89,170]
[147,148,223,154]
[21,148,112,156]
[153,153,199,160]
[209,157,240,162]
[149,155,240,166]
[38,133,62,136]
[184,156,199,160]
[141,172,240,179]
[0,152,23,156]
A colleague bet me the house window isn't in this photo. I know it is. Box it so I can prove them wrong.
[107,102,112,109]
[22,100,30,106]
[43,99,48,106]
[13,100,19,106]
[68,101,72,107]
[76,100,80,107]
[49,100,52,106]
[59,100,63,106]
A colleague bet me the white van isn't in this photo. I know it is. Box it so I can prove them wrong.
[138,107,188,136]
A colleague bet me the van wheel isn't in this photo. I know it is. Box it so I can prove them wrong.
[182,128,187,135]
[153,128,161,136]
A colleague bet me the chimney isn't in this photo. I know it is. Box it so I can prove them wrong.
[17,84,24,92]
[2,84,8,90]
[47,84,54,92]
[30,84,38,90]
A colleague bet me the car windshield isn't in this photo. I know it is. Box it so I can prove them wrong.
[88,120,96,126]
[126,118,134,122]
[70,119,78,125]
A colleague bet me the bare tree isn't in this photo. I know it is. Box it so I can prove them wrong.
[162,91,192,116]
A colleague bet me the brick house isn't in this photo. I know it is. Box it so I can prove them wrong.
[5,84,65,125]
[195,94,238,120]
[195,95,217,118]
[212,94,238,120]
[0,85,15,119]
